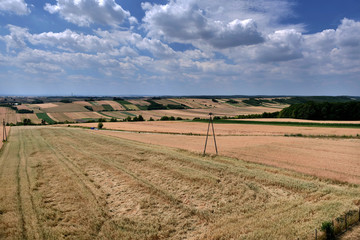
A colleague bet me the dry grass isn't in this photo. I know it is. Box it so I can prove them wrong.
[0,107,17,124]
[47,113,75,123]
[39,103,91,113]
[127,99,151,106]
[0,126,359,239]
[16,114,41,124]
[340,224,360,239]
[64,111,109,121]
[0,125,10,149]
[34,103,59,109]
[73,121,360,137]
[98,131,360,185]
[96,101,125,111]
[235,118,360,124]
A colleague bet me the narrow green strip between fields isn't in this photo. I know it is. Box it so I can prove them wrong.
[36,113,56,124]
[101,104,114,111]
[191,119,360,128]
[120,111,136,116]
[97,112,114,118]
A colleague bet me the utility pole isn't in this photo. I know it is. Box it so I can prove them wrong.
[2,119,7,142]
[203,113,218,156]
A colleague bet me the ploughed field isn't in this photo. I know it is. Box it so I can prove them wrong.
[1,126,360,239]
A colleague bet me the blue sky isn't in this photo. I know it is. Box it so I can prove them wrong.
[0,0,359,96]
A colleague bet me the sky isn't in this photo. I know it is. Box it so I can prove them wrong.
[0,0,359,96]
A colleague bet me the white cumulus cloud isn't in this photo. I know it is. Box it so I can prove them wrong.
[0,0,30,15]
[44,0,132,27]
[255,29,303,62]
[142,0,264,49]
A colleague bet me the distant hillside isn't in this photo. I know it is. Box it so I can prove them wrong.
[243,96,356,106]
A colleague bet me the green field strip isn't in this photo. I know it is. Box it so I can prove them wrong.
[191,119,360,128]
[135,104,149,110]
[114,100,132,110]
[97,112,119,119]
[88,101,97,106]
[36,113,56,124]
[101,104,114,111]
[120,111,137,116]
[122,104,138,110]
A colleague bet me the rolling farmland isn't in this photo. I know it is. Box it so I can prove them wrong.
[0,97,298,124]
[1,126,360,239]
[1,96,360,239]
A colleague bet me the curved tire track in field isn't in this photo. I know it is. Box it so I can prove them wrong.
[35,128,110,238]
[0,128,26,239]
[43,128,211,238]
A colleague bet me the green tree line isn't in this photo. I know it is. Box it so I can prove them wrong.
[279,101,360,120]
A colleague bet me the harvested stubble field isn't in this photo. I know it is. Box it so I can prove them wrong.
[96,101,125,111]
[75,121,360,137]
[0,125,9,149]
[16,113,41,124]
[234,118,360,124]
[0,107,17,124]
[98,131,360,185]
[73,121,360,184]
[38,103,91,113]
[1,126,360,240]
[64,111,109,121]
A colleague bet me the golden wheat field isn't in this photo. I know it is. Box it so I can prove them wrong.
[1,126,360,239]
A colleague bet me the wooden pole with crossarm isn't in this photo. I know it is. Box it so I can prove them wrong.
[203,113,218,156]
[2,119,7,142]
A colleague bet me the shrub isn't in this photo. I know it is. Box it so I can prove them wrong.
[321,221,335,240]
[160,116,170,121]
[98,122,103,129]
[23,118,32,125]
[60,99,72,103]
[167,104,185,109]
[226,99,238,104]
[110,117,117,122]
[84,106,93,111]
[18,109,34,114]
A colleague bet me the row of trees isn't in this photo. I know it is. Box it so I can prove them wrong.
[278,101,360,120]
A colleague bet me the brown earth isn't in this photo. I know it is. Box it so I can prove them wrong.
[340,224,360,239]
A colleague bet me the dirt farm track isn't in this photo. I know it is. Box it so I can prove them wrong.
[1,126,360,239]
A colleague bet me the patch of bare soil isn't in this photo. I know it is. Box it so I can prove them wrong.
[340,223,360,239]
